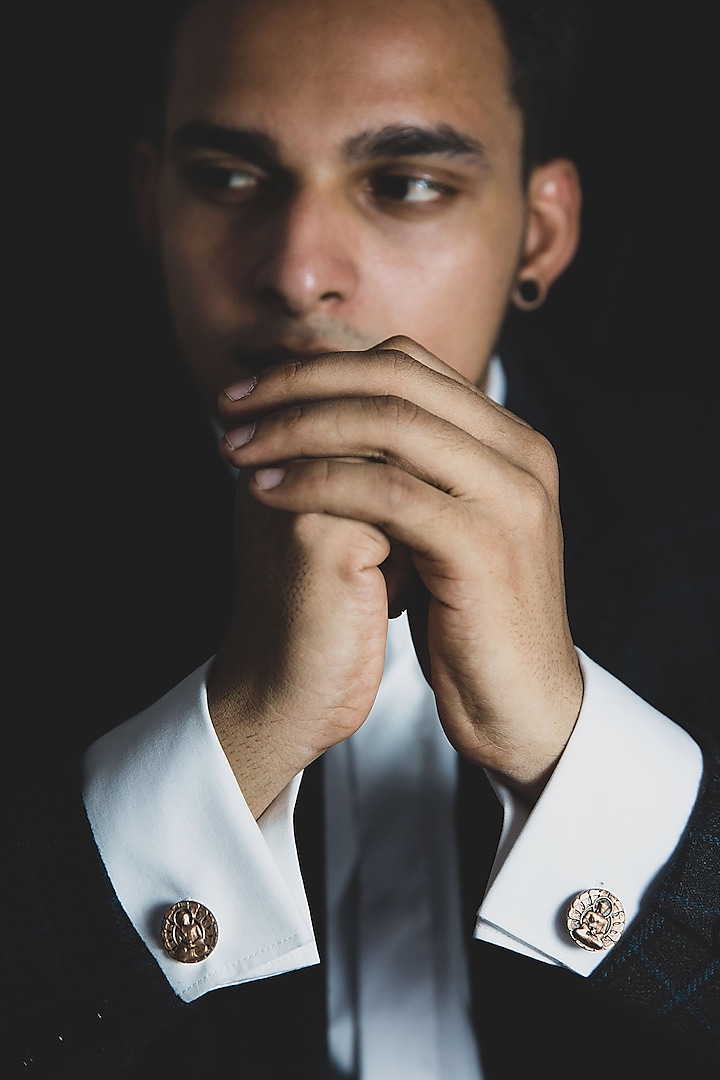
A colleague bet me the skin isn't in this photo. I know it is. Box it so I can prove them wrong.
[135,0,584,817]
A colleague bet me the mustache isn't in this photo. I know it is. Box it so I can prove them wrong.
[229,323,378,370]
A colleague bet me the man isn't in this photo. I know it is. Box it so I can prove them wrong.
[11,0,719,1076]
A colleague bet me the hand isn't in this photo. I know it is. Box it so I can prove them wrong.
[208,477,391,817]
[214,336,583,812]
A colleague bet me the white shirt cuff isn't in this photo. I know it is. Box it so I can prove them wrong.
[82,662,319,1003]
[474,649,703,974]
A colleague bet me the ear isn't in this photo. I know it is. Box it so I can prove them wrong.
[132,138,162,253]
[513,158,582,309]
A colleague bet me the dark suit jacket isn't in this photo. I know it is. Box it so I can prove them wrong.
[8,343,720,1077]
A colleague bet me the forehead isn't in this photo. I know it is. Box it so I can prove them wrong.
[166,0,521,159]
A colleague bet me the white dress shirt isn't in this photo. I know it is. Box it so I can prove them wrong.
[82,358,704,1078]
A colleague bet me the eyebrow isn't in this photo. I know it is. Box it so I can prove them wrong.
[170,120,487,167]
[171,123,280,172]
[344,124,487,162]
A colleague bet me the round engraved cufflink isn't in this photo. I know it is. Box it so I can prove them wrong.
[161,899,219,963]
[566,888,625,951]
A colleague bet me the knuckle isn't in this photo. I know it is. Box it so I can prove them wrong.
[518,428,559,489]
[281,356,312,385]
[391,351,424,380]
[511,469,557,543]
[281,403,305,429]
[369,394,420,428]
[531,432,560,490]
[366,345,405,366]
[367,345,417,378]
[379,333,417,353]
[519,469,550,514]
[299,457,334,489]
[383,466,415,511]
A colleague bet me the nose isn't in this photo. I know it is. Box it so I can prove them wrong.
[253,187,359,316]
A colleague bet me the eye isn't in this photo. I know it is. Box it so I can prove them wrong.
[183,162,259,199]
[369,174,452,204]
[224,170,256,191]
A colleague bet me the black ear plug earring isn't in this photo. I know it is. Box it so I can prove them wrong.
[513,278,544,310]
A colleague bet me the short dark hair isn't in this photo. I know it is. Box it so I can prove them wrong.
[130,0,584,175]
[489,0,585,169]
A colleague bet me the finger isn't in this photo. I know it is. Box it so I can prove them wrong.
[218,337,533,456]
[248,450,563,611]
[250,457,479,570]
[377,335,534,432]
[375,335,526,424]
[221,392,516,497]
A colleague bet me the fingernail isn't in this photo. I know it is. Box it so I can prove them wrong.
[223,423,255,450]
[223,376,257,401]
[254,467,285,490]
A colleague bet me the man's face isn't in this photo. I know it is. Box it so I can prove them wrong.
[147,0,530,411]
